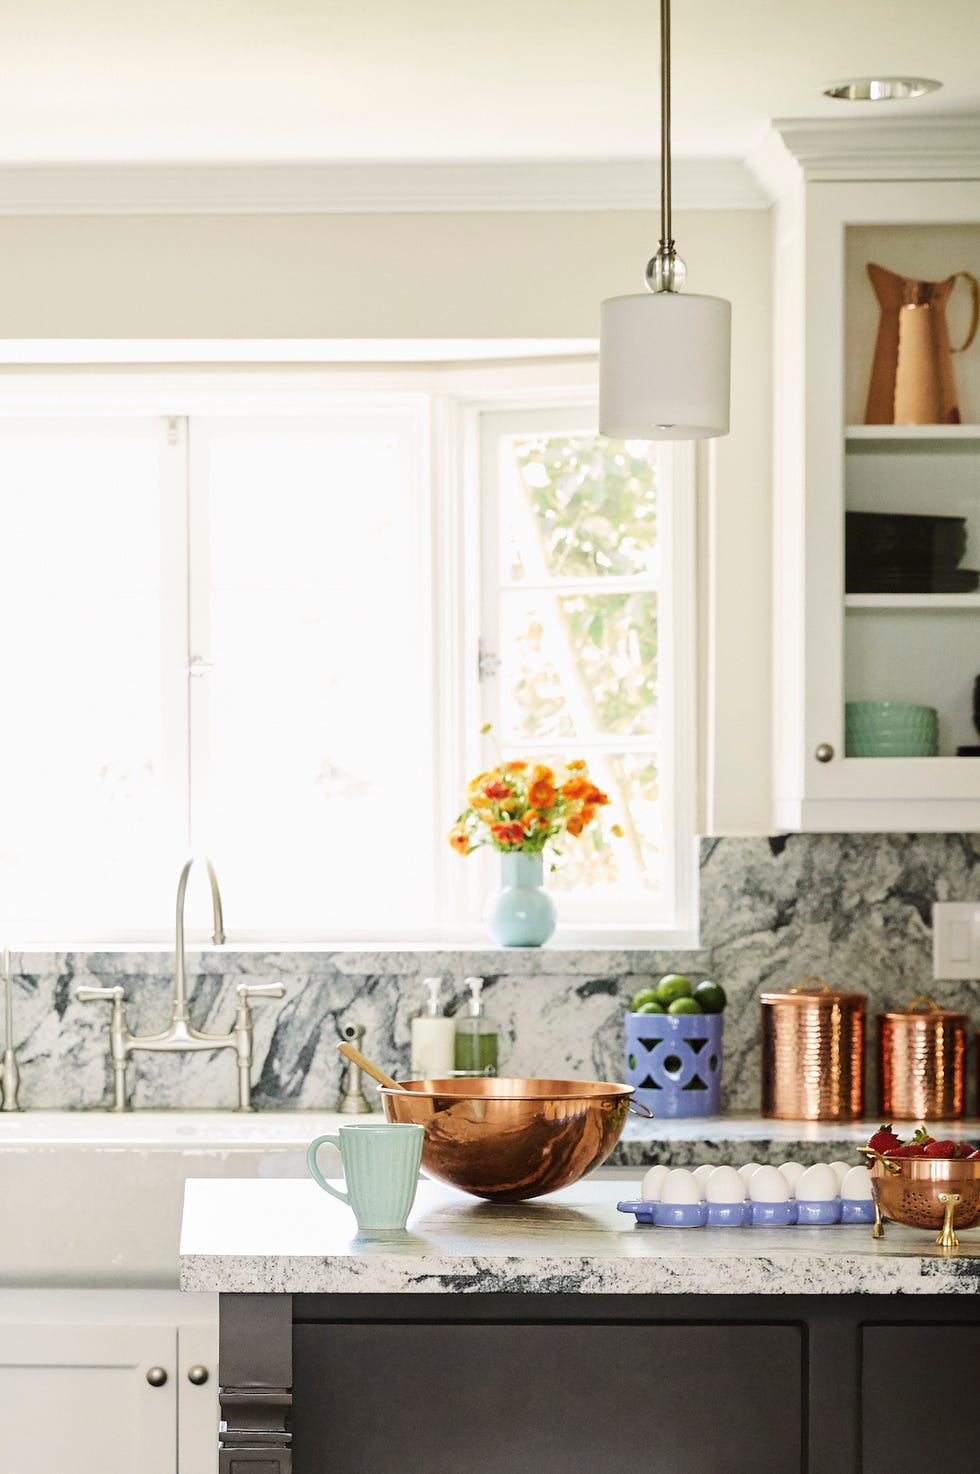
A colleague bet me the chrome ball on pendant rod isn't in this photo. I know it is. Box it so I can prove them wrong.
[645,246,687,294]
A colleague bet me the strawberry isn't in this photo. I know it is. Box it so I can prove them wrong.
[911,1126,935,1149]
[924,1139,957,1158]
[888,1144,910,1157]
[867,1124,904,1155]
[971,1149,980,1160]
[952,1143,974,1159]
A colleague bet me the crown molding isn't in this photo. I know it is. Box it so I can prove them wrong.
[770,116,980,183]
[0,158,768,215]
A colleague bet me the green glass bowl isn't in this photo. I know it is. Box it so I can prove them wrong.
[845,702,939,757]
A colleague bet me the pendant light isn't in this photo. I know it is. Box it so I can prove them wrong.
[599,0,731,440]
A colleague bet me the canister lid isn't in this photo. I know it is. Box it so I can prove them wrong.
[878,994,967,1022]
[760,976,867,1007]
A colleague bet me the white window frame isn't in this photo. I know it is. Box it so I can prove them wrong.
[0,357,698,947]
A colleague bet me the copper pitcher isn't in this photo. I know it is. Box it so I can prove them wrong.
[864,262,980,424]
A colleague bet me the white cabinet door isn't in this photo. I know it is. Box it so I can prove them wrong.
[773,174,980,831]
[0,1323,177,1474]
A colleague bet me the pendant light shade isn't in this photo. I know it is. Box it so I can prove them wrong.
[599,290,731,439]
[598,0,731,442]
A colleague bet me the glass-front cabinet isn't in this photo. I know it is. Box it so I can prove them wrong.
[774,177,980,830]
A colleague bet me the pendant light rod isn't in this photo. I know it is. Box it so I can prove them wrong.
[659,0,672,255]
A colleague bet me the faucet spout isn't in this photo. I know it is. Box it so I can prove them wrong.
[174,857,226,1022]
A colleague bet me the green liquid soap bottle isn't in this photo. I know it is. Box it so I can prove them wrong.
[454,975,498,1075]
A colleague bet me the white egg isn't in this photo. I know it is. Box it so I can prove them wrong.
[796,1163,839,1202]
[840,1165,873,1201]
[748,1165,791,1203]
[828,1160,853,1192]
[661,1168,700,1205]
[640,1164,670,1202]
[738,1161,762,1187]
[777,1161,805,1196]
[692,1164,716,1197]
[705,1165,746,1205]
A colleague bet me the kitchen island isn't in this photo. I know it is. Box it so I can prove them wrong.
[181,1177,980,1474]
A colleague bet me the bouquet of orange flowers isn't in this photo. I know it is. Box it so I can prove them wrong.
[448,758,614,857]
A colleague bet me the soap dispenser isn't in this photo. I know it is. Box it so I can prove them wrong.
[454,975,498,1075]
[410,976,456,1079]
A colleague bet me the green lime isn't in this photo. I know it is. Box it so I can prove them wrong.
[635,999,666,1014]
[656,974,694,1005]
[629,987,660,1011]
[694,980,727,1014]
[667,997,702,1015]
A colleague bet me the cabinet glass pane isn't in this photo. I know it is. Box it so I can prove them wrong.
[843,223,980,760]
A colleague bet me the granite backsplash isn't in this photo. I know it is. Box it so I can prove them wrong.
[8,833,980,1113]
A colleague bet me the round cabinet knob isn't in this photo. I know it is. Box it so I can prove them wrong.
[146,1366,168,1387]
[815,743,835,763]
[187,1365,210,1386]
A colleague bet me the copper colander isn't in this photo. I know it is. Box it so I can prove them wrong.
[862,1152,980,1249]
[380,1076,642,1202]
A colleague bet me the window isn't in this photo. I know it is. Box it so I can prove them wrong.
[0,366,696,942]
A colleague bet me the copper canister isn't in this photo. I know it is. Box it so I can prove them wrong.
[760,977,866,1120]
[878,996,966,1120]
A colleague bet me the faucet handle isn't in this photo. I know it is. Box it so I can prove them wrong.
[76,985,127,1005]
[236,983,286,1003]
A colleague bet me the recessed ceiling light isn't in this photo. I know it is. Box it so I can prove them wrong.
[823,77,942,102]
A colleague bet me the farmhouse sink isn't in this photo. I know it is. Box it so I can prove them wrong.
[0,1111,348,1288]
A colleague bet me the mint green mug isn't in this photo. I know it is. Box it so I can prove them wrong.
[306,1123,424,1231]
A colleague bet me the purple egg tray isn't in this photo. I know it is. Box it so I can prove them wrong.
[617,1198,876,1228]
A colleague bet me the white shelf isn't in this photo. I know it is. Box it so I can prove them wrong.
[846,593,980,610]
[846,425,980,442]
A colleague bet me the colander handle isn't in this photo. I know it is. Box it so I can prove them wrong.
[627,1097,654,1119]
[906,995,940,1013]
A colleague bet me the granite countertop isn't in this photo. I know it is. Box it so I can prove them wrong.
[179,1176,980,1297]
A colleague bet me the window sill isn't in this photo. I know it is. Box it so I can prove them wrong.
[15,928,701,957]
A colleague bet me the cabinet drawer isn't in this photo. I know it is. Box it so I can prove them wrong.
[294,1321,803,1474]
[863,1324,980,1474]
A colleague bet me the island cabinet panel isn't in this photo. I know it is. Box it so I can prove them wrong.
[292,1321,803,1474]
[862,1325,980,1474]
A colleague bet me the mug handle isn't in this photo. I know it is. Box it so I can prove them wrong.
[306,1134,349,1205]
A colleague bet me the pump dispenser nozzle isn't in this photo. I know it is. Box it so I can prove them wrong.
[464,975,484,1017]
[423,976,444,1017]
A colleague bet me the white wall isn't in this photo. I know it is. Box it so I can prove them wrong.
[0,205,773,832]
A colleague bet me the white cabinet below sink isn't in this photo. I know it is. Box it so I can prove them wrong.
[0,1291,217,1474]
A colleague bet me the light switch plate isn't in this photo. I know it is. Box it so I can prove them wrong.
[932,901,980,979]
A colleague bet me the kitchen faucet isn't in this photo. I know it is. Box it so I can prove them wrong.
[76,858,285,1111]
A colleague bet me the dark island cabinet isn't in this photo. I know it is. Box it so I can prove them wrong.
[217,1293,980,1474]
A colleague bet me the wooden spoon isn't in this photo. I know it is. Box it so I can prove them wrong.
[337,1041,404,1092]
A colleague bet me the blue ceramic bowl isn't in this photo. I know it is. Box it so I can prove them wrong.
[796,1198,842,1225]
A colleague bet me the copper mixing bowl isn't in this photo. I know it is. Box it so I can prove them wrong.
[866,1154,980,1233]
[380,1076,638,1202]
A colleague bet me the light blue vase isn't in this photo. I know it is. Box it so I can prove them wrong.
[485,851,556,947]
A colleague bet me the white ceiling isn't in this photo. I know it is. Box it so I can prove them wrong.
[0,0,977,165]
